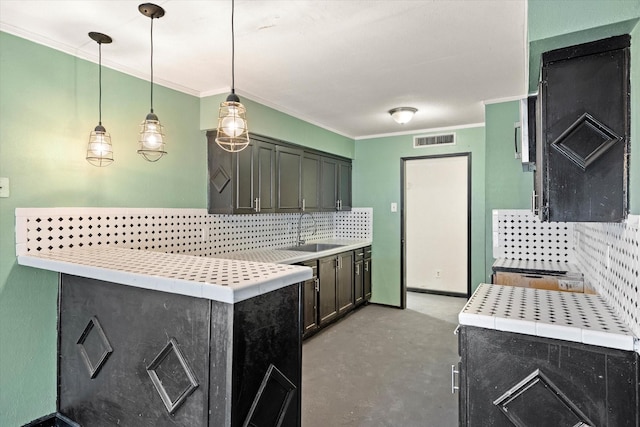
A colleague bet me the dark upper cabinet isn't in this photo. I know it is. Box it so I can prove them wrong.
[207,132,275,214]
[320,156,352,211]
[208,132,351,214]
[276,146,303,212]
[537,35,630,222]
[301,152,321,211]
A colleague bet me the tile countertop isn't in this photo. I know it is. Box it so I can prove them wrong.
[16,240,371,304]
[459,283,638,352]
[17,247,313,304]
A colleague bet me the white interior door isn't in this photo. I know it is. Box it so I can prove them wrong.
[404,155,469,295]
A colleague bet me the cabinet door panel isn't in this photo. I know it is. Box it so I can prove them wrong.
[318,256,337,326]
[337,252,354,314]
[364,258,372,301]
[277,146,303,212]
[235,143,255,212]
[542,37,629,222]
[338,161,352,211]
[354,260,364,306]
[302,153,320,211]
[320,157,338,211]
[302,278,318,337]
[255,142,276,212]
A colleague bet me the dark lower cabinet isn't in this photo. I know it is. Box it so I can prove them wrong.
[300,260,319,338]
[318,256,338,326]
[364,247,372,301]
[58,274,301,427]
[354,252,364,306]
[458,326,639,426]
[336,251,354,314]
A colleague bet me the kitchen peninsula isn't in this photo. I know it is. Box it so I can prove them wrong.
[18,246,312,427]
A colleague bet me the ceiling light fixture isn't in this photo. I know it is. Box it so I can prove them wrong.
[137,3,166,162]
[215,0,250,153]
[389,107,418,125]
[86,32,114,167]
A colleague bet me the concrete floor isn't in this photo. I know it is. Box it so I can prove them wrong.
[302,292,467,427]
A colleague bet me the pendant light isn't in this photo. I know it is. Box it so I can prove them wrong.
[215,0,250,153]
[86,32,114,167]
[389,107,418,125]
[138,3,166,162]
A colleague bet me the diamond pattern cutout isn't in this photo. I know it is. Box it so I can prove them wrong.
[243,364,296,427]
[493,369,595,427]
[76,316,113,379]
[211,167,231,193]
[147,338,199,414]
[551,113,622,171]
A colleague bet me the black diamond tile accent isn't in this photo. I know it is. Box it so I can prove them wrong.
[493,369,595,427]
[76,316,113,379]
[146,338,199,414]
[244,364,296,427]
[551,112,622,171]
[211,167,231,194]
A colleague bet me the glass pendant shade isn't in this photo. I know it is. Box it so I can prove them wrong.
[138,112,166,162]
[86,31,113,167]
[138,3,166,162]
[87,124,114,167]
[215,93,249,152]
[215,0,250,153]
[389,107,418,124]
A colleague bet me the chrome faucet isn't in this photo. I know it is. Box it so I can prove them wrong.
[297,212,317,245]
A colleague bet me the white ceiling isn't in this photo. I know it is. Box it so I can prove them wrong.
[0,0,527,139]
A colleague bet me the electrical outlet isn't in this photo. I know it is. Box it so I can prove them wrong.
[435,269,442,279]
[391,202,397,212]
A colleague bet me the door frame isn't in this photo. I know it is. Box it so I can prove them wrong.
[400,153,472,309]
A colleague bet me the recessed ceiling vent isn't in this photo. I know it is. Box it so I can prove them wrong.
[414,133,456,148]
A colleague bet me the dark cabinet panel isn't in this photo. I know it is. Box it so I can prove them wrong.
[58,274,302,427]
[364,247,372,301]
[539,35,630,222]
[318,256,338,326]
[458,326,639,426]
[207,133,275,214]
[336,251,354,314]
[300,260,319,338]
[208,132,351,215]
[277,146,303,212]
[320,156,352,211]
[320,157,338,211]
[354,257,364,306]
[301,152,321,211]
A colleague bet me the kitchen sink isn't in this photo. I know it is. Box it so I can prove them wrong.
[277,243,344,252]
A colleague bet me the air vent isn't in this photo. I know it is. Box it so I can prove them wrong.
[414,133,456,148]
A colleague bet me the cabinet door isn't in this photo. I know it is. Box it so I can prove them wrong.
[354,259,364,306]
[276,146,303,212]
[459,326,639,427]
[337,160,352,211]
[302,278,318,337]
[364,257,372,301]
[541,36,629,222]
[254,140,276,213]
[318,256,338,326]
[233,142,257,213]
[320,157,338,211]
[337,251,354,314]
[301,152,321,211]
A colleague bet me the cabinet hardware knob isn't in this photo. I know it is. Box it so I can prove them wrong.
[451,364,460,394]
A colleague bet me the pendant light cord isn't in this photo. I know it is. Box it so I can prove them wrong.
[98,42,103,125]
[231,0,235,93]
[150,16,154,113]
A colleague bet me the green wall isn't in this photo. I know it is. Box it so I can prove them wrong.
[353,127,486,306]
[484,102,533,279]
[0,32,351,426]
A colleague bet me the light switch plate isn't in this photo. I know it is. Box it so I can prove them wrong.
[391,202,397,212]
[0,177,9,198]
